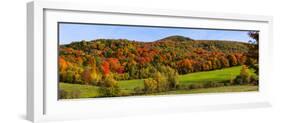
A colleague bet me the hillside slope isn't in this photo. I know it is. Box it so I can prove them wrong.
[59,35,257,84]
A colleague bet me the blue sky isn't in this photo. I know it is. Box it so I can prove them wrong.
[59,23,252,44]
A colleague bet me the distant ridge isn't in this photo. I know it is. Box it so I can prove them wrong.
[157,35,194,42]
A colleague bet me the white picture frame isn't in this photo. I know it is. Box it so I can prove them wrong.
[27,0,273,122]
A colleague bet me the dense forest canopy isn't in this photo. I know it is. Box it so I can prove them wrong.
[59,35,258,86]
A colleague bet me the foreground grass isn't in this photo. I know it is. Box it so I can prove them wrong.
[118,79,144,93]
[59,66,258,99]
[154,85,258,95]
[60,83,100,98]
[59,82,258,99]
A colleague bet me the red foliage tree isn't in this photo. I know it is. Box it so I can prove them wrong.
[101,61,110,76]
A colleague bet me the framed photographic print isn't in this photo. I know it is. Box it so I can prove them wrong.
[27,0,273,122]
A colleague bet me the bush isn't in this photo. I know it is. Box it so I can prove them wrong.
[177,84,190,90]
[140,66,181,94]
[66,71,74,83]
[203,81,215,88]
[153,72,169,92]
[233,65,251,85]
[240,65,251,84]
[98,75,120,97]
[178,82,225,91]
[224,82,231,86]
[166,67,179,89]
[113,73,129,81]
[250,75,259,85]
[70,90,81,98]
[156,65,179,89]
[59,89,68,99]
[233,75,243,85]
[99,86,120,97]
[188,84,204,89]
[216,83,225,87]
[103,76,118,88]
[202,81,225,88]
[144,78,158,93]
[229,78,235,85]
[142,67,179,93]
[58,89,81,99]
[133,87,144,95]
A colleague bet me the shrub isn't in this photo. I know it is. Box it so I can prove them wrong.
[232,65,252,85]
[70,90,81,98]
[58,89,81,99]
[113,73,129,81]
[144,78,158,93]
[203,81,225,88]
[240,65,251,84]
[233,75,243,85]
[203,81,215,88]
[250,75,259,85]
[188,84,204,89]
[216,83,225,87]
[177,84,190,90]
[59,89,68,99]
[66,71,74,83]
[103,76,118,88]
[166,67,179,89]
[153,72,169,92]
[98,76,120,97]
[99,86,120,97]
[133,87,144,95]
[119,91,130,96]
[157,65,179,89]
[229,78,235,85]
[224,83,231,86]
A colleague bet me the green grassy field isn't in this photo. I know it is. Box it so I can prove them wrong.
[179,66,241,85]
[59,82,100,98]
[59,66,258,99]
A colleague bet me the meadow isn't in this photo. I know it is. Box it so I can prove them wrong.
[59,66,258,99]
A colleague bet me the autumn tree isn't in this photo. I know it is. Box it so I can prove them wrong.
[220,57,230,68]
[98,75,120,97]
[233,65,251,85]
[101,61,110,76]
[240,65,251,84]
[153,72,168,92]
[165,67,179,89]
[144,78,158,93]
[81,67,92,85]
[177,59,193,74]
[59,57,68,72]
[228,54,238,66]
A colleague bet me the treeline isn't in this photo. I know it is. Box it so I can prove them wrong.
[59,35,258,87]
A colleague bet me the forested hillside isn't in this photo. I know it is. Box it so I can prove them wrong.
[59,36,258,98]
[59,35,255,82]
